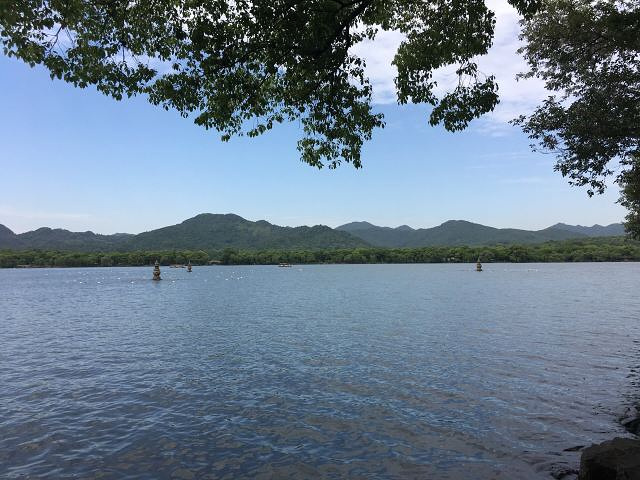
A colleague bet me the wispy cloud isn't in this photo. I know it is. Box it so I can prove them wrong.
[352,0,549,131]
[0,205,91,222]
[351,29,404,104]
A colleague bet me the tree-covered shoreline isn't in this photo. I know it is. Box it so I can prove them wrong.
[1,237,639,268]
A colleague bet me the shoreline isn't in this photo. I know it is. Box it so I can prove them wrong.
[3,259,640,269]
[0,259,640,270]
[2,238,640,268]
[622,405,640,436]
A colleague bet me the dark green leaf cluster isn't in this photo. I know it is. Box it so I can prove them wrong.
[1,0,538,167]
[514,0,640,237]
[619,155,640,238]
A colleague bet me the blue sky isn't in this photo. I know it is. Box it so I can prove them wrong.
[0,2,626,234]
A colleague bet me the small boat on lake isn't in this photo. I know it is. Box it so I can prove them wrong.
[278,263,292,267]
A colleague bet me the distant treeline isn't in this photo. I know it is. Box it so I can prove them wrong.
[1,237,639,268]
[0,250,211,268]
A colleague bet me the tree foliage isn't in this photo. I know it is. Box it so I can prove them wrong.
[1,0,539,168]
[0,249,211,268]
[514,0,640,236]
[619,155,640,239]
[2,237,639,268]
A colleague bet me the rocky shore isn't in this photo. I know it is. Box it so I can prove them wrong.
[621,406,640,437]
[578,437,640,479]
[572,405,640,480]
[547,405,640,480]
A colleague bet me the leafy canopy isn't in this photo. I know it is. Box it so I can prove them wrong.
[619,155,640,239]
[1,0,538,168]
[514,0,640,236]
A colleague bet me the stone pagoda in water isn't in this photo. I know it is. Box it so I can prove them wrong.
[476,257,482,272]
[187,260,192,273]
[152,260,162,281]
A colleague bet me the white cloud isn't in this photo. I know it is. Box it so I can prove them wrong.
[351,0,549,131]
[351,29,404,104]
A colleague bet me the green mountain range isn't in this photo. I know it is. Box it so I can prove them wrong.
[124,214,366,250]
[336,220,625,247]
[0,214,625,252]
[0,214,366,251]
[547,222,626,237]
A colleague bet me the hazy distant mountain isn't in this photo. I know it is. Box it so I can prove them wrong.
[336,220,594,247]
[0,224,24,249]
[15,227,133,251]
[549,222,625,237]
[337,221,419,246]
[0,215,625,251]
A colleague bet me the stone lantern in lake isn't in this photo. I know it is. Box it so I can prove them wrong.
[476,257,482,272]
[152,260,162,281]
[187,260,192,273]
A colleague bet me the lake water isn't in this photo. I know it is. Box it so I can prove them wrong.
[1,263,639,479]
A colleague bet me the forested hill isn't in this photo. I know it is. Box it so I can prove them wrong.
[0,214,367,251]
[0,214,626,251]
[0,224,23,249]
[124,214,366,250]
[549,223,626,237]
[336,220,625,247]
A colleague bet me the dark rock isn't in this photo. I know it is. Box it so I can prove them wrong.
[550,463,579,479]
[621,406,640,436]
[579,437,640,480]
[564,445,586,452]
[623,417,640,436]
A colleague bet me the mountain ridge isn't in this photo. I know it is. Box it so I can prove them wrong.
[549,222,625,237]
[124,213,366,250]
[336,219,624,247]
[0,214,367,251]
[0,214,625,251]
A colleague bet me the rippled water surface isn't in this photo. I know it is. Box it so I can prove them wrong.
[1,263,639,479]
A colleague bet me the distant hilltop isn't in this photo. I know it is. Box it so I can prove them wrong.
[0,214,626,252]
[336,220,626,248]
